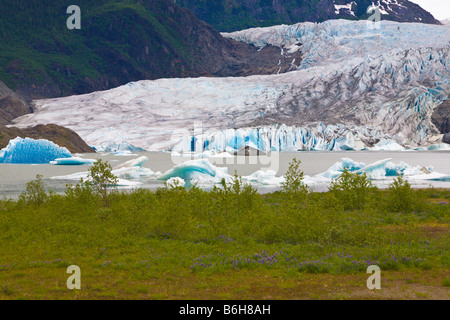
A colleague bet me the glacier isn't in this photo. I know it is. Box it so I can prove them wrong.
[0,137,72,164]
[221,19,450,70]
[11,20,450,152]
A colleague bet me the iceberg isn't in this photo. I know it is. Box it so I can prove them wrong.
[96,141,144,153]
[373,139,405,151]
[50,157,95,166]
[0,137,72,164]
[242,170,284,185]
[316,158,437,181]
[113,156,148,169]
[158,159,230,183]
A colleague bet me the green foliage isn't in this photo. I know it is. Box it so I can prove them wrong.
[18,174,50,206]
[65,177,96,205]
[328,168,377,211]
[0,173,448,291]
[442,278,450,287]
[281,158,309,195]
[85,159,118,207]
[0,0,194,92]
[386,175,417,213]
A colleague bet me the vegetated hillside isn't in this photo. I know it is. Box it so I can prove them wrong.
[0,0,296,99]
[177,0,441,32]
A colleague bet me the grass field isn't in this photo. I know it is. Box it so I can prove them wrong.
[0,161,449,300]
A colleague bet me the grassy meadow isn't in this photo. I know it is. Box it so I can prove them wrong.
[0,159,449,300]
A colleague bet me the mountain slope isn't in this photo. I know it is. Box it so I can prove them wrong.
[0,0,296,99]
[177,0,441,32]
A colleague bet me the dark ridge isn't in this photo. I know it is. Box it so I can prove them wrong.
[0,124,95,154]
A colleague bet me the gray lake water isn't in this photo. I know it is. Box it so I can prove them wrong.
[1,151,449,199]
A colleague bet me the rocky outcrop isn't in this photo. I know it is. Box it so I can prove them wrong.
[0,81,33,125]
[443,133,450,144]
[431,100,450,134]
[431,100,450,144]
[0,124,95,153]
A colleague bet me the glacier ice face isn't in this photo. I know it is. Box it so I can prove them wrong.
[12,20,450,152]
[172,123,397,152]
[0,137,72,164]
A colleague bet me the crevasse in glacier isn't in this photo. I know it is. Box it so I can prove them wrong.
[0,137,72,164]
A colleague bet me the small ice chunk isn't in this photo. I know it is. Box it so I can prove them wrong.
[50,157,95,166]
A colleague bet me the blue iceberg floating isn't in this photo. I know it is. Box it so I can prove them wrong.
[50,157,95,166]
[0,137,72,164]
[158,159,229,182]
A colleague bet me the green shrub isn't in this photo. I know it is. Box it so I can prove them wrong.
[86,159,118,207]
[328,168,377,211]
[65,178,96,204]
[386,175,416,213]
[18,174,50,206]
[442,278,450,287]
[281,158,309,196]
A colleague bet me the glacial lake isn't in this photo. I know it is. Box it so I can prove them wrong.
[1,151,449,199]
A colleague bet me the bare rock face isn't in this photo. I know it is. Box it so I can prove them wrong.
[0,81,33,125]
[0,124,95,153]
[431,100,450,134]
[443,133,450,144]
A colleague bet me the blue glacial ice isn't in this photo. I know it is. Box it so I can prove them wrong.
[156,157,446,187]
[173,124,392,153]
[0,137,72,164]
[316,158,436,180]
[158,159,230,183]
[50,157,95,166]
